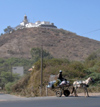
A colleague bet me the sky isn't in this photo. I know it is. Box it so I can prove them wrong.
[0,0,100,41]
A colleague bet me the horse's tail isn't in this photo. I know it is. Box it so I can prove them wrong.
[71,86,75,94]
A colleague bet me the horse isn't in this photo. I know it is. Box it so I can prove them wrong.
[71,77,94,97]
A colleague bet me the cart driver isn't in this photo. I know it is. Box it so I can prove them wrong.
[57,70,64,82]
[54,70,67,87]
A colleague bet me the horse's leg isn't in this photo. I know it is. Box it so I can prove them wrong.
[74,87,78,97]
[83,87,86,97]
[85,88,89,97]
[72,86,76,96]
[84,87,89,97]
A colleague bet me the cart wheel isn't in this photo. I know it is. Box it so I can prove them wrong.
[64,90,70,97]
[56,90,62,97]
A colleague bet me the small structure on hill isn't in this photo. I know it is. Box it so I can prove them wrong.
[15,15,57,30]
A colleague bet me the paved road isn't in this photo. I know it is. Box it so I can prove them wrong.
[0,93,29,101]
[0,93,100,107]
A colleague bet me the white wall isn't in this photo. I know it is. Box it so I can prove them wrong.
[12,66,24,76]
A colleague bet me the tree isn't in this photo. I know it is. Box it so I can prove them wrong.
[0,33,3,36]
[4,26,14,34]
[0,71,20,84]
[30,48,53,62]
[86,53,97,61]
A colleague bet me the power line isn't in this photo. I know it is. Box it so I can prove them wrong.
[81,29,100,35]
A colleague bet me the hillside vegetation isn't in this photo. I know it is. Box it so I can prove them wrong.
[0,48,53,91]
[11,51,100,97]
[0,28,100,61]
[0,27,100,96]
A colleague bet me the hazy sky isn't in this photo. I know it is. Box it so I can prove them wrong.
[0,0,100,41]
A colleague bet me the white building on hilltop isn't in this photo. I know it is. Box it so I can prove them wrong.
[16,15,57,30]
[20,15,29,26]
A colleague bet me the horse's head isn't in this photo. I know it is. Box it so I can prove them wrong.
[88,77,94,83]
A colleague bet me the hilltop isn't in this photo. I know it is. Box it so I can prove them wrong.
[0,27,100,61]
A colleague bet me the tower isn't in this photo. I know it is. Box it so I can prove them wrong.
[23,15,28,24]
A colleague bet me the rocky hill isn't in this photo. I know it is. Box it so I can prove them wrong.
[0,27,100,61]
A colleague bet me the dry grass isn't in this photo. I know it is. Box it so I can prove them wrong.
[0,28,100,61]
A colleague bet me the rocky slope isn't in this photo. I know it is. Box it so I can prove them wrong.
[0,27,100,61]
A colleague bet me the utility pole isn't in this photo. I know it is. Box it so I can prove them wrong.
[40,44,43,96]
[11,64,12,82]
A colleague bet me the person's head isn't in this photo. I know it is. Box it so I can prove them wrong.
[59,70,62,73]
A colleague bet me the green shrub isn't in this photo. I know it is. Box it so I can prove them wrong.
[5,82,15,93]
[86,52,97,61]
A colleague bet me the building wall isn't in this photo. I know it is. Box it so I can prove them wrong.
[12,66,24,76]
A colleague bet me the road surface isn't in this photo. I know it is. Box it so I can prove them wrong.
[0,93,100,107]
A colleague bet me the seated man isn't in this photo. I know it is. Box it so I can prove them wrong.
[57,70,64,82]
[54,70,66,87]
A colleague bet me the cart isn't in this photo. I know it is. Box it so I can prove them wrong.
[47,75,71,97]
